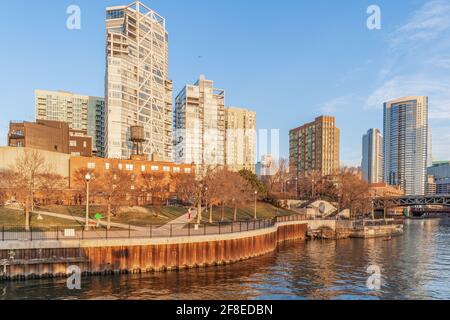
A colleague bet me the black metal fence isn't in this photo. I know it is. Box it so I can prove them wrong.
[0,219,279,242]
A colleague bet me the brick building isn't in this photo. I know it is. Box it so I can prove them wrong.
[7,120,92,157]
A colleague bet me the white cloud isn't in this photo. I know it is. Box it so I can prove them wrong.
[364,74,450,119]
[389,0,450,45]
[320,94,361,114]
[425,55,450,69]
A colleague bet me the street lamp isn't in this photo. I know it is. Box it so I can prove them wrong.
[85,173,92,230]
[295,177,299,200]
[254,191,258,220]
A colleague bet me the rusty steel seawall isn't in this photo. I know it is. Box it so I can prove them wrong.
[0,222,307,280]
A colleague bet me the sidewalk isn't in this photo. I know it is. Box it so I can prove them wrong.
[155,208,198,232]
[32,210,146,231]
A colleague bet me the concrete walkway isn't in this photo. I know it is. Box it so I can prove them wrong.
[32,210,145,231]
[155,208,201,232]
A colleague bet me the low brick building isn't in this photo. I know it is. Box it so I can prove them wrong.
[8,120,92,157]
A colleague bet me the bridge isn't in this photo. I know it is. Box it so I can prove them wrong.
[373,195,450,210]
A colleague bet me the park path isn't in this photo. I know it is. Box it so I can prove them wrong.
[32,210,146,231]
[155,208,196,232]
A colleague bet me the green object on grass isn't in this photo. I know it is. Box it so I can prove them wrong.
[94,213,104,220]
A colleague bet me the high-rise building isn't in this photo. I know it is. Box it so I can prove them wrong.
[35,90,105,157]
[257,154,278,177]
[174,75,225,174]
[362,128,383,184]
[289,116,340,177]
[383,96,428,195]
[427,161,450,195]
[225,107,256,173]
[105,1,173,161]
[87,97,106,157]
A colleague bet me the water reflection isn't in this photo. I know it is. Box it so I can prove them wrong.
[1,220,450,300]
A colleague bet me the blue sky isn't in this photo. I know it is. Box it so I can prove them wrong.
[1,0,449,165]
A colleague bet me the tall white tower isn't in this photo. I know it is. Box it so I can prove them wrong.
[362,128,383,184]
[105,2,173,160]
[383,96,428,195]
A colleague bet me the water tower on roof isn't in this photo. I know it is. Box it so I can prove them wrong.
[130,125,146,158]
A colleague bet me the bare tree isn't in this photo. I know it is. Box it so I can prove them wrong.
[98,169,133,230]
[174,173,205,224]
[72,167,101,207]
[204,168,222,223]
[335,168,371,219]
[0,170,10,206]
[38,173,67,206]
[265,158,292,198]
[140,172,171,217]
[5,150,51,230]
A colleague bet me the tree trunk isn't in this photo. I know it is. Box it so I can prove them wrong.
[221,203,225,221]
[209,205,213,224]
[25,197,30,231]
[234,205,237,222]
[107,202,112,230]
[196,201,202,224]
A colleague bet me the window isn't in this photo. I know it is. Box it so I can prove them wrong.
[69,140,77,147]
[87,162,96,169]
[141,165,146,172]
[126,164,134,171]
[105,163,111,170]
[151,166,160,171]
[83,141,87,148]
[163,166,170,172]
[173,167,180,173]
[184,168,192,174]
[118,164,123,170]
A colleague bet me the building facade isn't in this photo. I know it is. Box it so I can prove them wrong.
[87,97,106,157]
[383,96,428,195]
[174,75,226,174]
[362,128,383,184]
[69,156,194,189]
[289,116,340,177]
[225,107,256,173]
[35,90,105,157]
[0,147,70,182]
[105,2,173,161]
[7,120,92,157]
[427,161,450,195]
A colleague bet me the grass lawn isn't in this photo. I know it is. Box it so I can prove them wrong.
[205,203,295,222]
[0,207,83,228]
[36,202,298,226]
[39,205,187,227]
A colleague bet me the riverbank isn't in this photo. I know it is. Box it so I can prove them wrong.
[0,221,307,281]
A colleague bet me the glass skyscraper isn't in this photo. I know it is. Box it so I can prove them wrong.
[383,96,428,195]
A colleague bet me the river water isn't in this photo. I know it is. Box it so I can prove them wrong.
[1,219,450,300]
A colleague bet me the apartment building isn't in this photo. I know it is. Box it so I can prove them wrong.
[105,2,173,161]
[289,116,340,177]
[225,107,256,173]
[174,75,226,174]
[383,96,428,195]
[362,128,383,184]
[35,90,105,157]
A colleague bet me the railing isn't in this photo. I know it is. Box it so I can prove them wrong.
[275,214,308,223]
[0,219,280,242]
[351,219,399,230]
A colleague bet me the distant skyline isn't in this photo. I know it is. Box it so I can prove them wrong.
[1,0,450,166]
